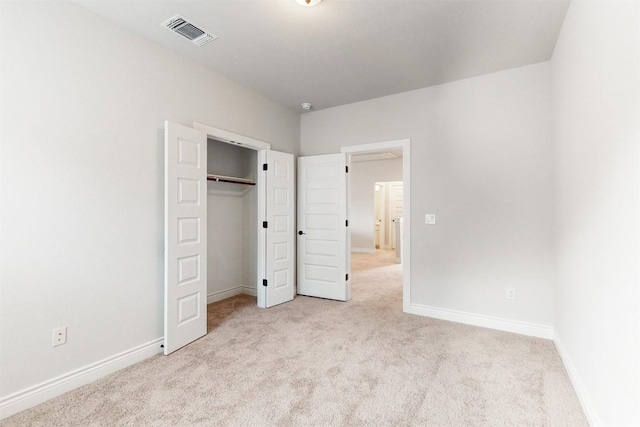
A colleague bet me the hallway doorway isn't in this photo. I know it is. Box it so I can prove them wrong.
[343,139,410,311]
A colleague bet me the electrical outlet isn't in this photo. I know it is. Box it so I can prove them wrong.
[52,327,67,347]
[506,287,517,300]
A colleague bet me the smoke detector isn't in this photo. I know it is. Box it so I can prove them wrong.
[162,15,217,47]
[301,103,313,110]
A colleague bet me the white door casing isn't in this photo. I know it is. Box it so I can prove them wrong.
[297,154,350,301]
[194,122,272,310]
[264,150,296,307]
[164,121,207,355]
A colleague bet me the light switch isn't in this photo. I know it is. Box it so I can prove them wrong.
[425,214,436,224]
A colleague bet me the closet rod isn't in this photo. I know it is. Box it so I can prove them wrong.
[206,174,256,186]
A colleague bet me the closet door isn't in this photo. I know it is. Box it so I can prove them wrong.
[297,154,350,301]
[164,121,207,355]
[264,150,296,308]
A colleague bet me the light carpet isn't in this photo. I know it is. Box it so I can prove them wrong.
[2,250,587,426]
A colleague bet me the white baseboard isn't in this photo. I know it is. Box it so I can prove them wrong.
[207,286,257,304]
[408,303,554,339]
[207,286,244,304]
[554,333,599,427]
[0,337,163,420]
[240,285,257,297]
[351,247,375,254]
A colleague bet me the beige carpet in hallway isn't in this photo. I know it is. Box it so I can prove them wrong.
[3,250,587,426]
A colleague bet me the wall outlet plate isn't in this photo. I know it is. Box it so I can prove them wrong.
[506,287,517,300]
[52,327,67,347]
[425,214,436,224]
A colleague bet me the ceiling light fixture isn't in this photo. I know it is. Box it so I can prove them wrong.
[295,0,322,6]
[301,103,313,110]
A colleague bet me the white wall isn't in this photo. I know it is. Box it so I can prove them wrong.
[551,1,640,425]
[302,62,555,331]
[350,159,402,251]
[207,185,251,300]
[0,0,299,405]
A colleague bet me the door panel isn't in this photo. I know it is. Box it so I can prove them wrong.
[264,150,295,307]
[388,181,404,250]
[297,154,349,301]
[164,121,207,355]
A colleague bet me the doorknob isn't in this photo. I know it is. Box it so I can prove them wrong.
[298,230,306,235]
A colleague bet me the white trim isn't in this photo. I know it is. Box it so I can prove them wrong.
[207,286,244,304]
[193,121,269,309]
[346,153,352,301]
[0,338,163,420]
[193,122,271,151]
[341,139,409,155]
[240,285,257,297]
[408,303,554,339]
[341,139,411,312]
[554,333,600,427]
[351,247,375,254]
[256,149,267,308]
[207,286,258,304]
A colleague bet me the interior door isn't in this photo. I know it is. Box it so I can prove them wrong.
[388,181,404,250]
[164,121,207,355]
[297,154,350,301]
[376,183,387,248]
[264,150,296,308]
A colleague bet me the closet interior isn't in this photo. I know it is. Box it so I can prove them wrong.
[206,138,258,302]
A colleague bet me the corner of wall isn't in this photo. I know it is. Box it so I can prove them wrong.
[553,332,600,427]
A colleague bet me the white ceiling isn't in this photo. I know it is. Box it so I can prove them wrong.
[75,0,570,111]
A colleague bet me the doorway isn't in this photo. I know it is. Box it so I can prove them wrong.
[342,140,411,312]
[374,181,404,255]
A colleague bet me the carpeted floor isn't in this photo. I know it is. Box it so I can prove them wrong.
[2,250,587,426]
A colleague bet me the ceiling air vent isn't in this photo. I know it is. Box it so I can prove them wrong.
[162,14,217,47]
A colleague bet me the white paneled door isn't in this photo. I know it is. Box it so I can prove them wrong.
[264,150,296,308]
[164,121,207,355]
[297,154,350,301]
[388,181,404,250]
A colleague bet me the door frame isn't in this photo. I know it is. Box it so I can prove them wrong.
[192,122,272,308]
[341,139,411,312]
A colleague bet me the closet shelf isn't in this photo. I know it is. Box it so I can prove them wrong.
[207,174,255,186]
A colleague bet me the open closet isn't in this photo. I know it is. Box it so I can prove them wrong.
[164,121,296,355]
[206,138,258,302]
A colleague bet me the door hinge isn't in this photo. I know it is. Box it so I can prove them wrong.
[346,220,349,227]
[263,163,268,171]
[263,221,268,228]
[346,274,349,281]
[345,165,349,173]
[263,279,268,287]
